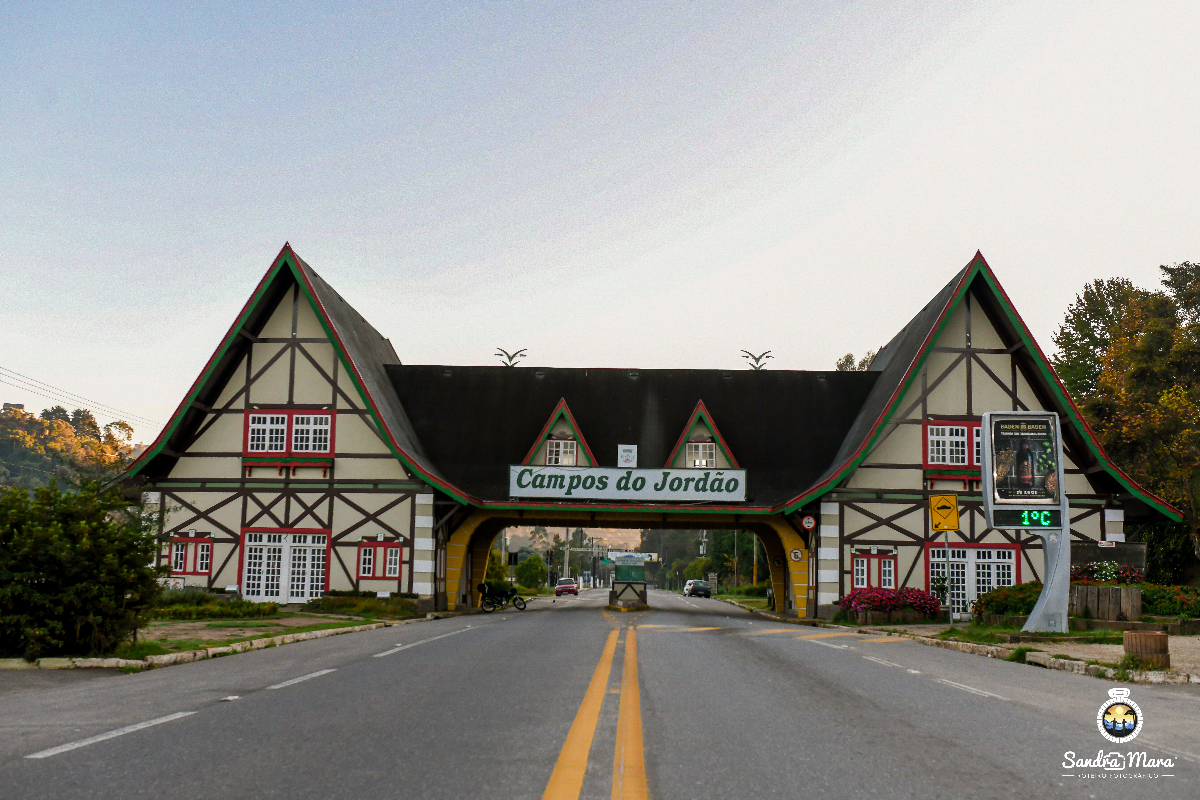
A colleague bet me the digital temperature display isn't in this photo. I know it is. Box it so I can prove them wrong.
[992,509,1061,528]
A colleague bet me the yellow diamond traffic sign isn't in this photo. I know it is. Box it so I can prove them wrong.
[929,494,960,532]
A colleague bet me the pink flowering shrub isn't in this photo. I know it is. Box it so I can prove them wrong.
[837,587,940,614]
[1070,562,1144,584]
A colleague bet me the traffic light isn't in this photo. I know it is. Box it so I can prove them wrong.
[507,552,519,566]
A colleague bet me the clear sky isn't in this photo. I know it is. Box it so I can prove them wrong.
[4,2,1200,441]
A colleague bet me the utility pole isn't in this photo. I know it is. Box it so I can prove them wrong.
[752,534,758,586]
[734,529,739,593]
[564,527,570,580]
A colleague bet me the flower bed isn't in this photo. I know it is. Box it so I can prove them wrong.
[838,587,940,614]
[1070,561,1143,584]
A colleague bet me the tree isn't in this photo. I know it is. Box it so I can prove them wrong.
[835,350,876,371]
[515,555,548,589]
[70,409,101,441]
[2,407,134,489]
[684,557,711,580]
[0,483,163,659]
[1051,278,1147,399]
[485,548,508,584]
[1055,263,1200,566]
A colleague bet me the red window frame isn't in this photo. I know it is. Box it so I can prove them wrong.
[851,553,897,589]
[357,541,406,581]
[169,536,214,576]
[923,419,982,472]
[922,542,1022,592]
[242,409,337,457]
[236,528,333,594]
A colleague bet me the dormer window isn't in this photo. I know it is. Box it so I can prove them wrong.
[686,442,716,468]
[546,439,577,466]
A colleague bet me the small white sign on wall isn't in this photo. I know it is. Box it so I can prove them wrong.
[618,444,637,468]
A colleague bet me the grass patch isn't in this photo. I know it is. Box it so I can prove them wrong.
[304,595,421,620]
[132,620,365,655]
[1006,646,1042,663]
[1050,653,1077,660]
[204,620,286,629]
[114,641,172,660]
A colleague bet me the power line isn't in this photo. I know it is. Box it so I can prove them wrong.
[0,366,162,427]
[0,375,160,427]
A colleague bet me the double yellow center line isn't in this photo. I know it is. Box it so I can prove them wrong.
[542,628,648,800]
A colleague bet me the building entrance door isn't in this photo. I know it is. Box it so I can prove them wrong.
[243,532,328,602]
[929,547,1016,619]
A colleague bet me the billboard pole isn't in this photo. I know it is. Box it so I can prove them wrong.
[981,411,1070,633]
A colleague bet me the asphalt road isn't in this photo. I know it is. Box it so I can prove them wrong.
[1,589,1198,799]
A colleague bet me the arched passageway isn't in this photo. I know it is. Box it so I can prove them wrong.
[444,510,811,615]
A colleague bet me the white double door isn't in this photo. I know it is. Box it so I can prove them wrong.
[243,532,327,603]
[930,547,1015,617]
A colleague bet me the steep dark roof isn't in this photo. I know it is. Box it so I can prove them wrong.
[386,365,878,507]
[129,245,1179,523]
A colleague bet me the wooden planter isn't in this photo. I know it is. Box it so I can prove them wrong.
[1068,585,1141,621]
[856,608,936,625]
[1123,630,1170,669]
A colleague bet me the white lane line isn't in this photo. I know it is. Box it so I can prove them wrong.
[863,655,904,668]
[809,640,848,649]
[26,712,196,759]
[374,626,471,657]
[935,678,1009,701]
[267,668,336,690]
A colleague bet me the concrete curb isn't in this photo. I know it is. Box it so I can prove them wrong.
[0,621,407,671]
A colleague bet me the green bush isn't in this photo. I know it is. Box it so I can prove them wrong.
[515,555,548,589]
[0,483,163,660]
[153,600,279,620]
[737,583,770,597]
[972,581,1043,616]
[1139,583,1200,618]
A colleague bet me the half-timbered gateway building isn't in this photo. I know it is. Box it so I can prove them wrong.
[128,246,1177,616]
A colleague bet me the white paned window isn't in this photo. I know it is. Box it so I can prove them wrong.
[244,540,264,597]
[248,414,287,452]
[853,557,867,588]
[172,542,187,572]
[309,537,327,597]
[974,426,982,466]
[881,558,895,589]
[386,547,400,577]
[263,546,283,599]
[545,439,577,466]
[289,546,309,599]
[197,543,211,573]
[927,426,968,465]
[360,546,374,577]
[292,415,331,452]
[686,442,716,468]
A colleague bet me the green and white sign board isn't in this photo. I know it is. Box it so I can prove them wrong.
[510,466,746,502]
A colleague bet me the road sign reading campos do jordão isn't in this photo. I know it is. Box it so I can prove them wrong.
[509,466,747,502]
